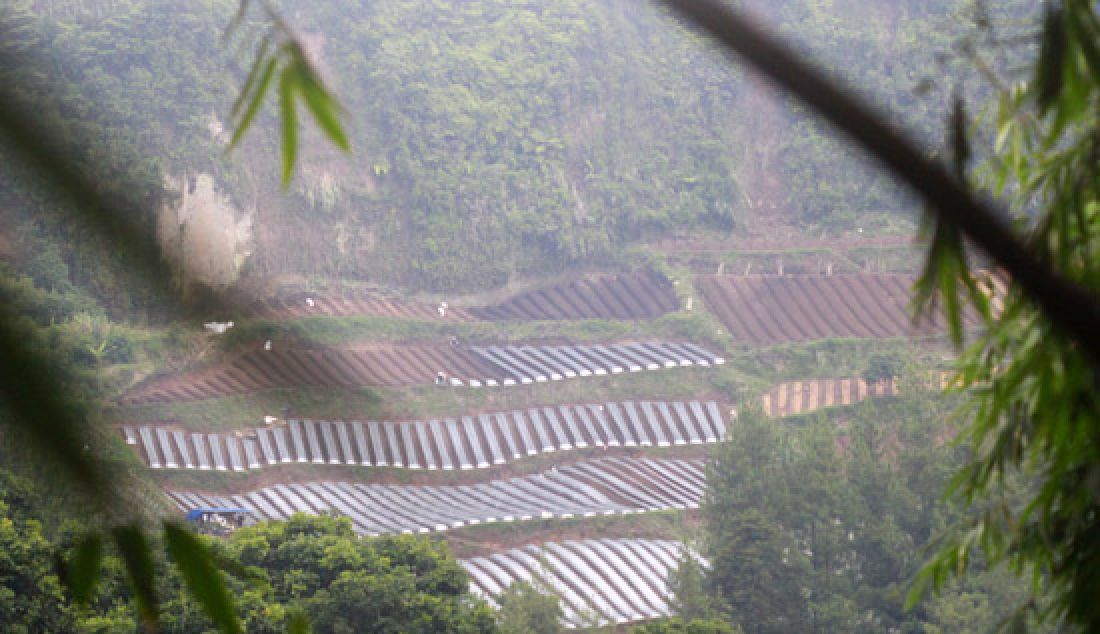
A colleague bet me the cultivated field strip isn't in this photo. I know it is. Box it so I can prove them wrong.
[166,457,705,537]
[242,273,678,322]
[462,538,690,627]
[244,290,476,321]
[119,345,497,405]
[696,274,982,344]
[469,272,679,321]
[761,377,898,418]
[123,400,728,471]
[470,342,723,386]
[761,373,953,418]
[120,341,724,405]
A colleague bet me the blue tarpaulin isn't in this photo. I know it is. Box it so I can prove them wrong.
[185,507,252,521]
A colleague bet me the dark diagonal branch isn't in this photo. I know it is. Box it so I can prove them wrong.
[659,0,1100,366]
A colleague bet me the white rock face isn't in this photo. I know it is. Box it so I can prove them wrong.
[157,172,254,291]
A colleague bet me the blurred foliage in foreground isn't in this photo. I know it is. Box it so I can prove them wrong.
[908,1,1100,630]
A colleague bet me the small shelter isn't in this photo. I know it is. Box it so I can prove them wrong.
[186,507,254,535]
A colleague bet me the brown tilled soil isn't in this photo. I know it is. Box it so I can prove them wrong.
[120,344,501,406]
[244,289,477,321]
[649,233,917,254]
[695,273,980,345]
[469,271,679,321]
[242,271,679,322]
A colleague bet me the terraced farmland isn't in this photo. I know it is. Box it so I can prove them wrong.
[244,290,477,321]
[167,457,704,536]
[242,272,678,322]
[469,272,679,321]
[123,400,728,471]
[463,538,689,627]
[120,341,724,405]
[125,262,737,629]
[696,273,979,344]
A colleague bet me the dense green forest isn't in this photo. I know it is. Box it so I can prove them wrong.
[696,387,1045,633]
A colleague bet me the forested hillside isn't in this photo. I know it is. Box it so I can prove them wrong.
[7,0,976,299]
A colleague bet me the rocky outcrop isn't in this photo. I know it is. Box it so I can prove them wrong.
[157,172,254,292]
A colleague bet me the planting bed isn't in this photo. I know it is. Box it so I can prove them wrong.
[695,273,979,344]
[123,400,727,471]
[244,290,476,321]
[120,341,725,405]
[243,272,678,323]
[650,234,916,253]
[463,538,690,627]
[119,344,498,405]
[469,272,679,321]
[167,457,704,537]
[761,377,898,418]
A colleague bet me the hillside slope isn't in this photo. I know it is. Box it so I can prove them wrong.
[12,0,976,303]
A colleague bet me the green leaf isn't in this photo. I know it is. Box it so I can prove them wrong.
[163,522,242,634]
[278,65,299,187]
[64,533,104,606]
[229,55,277,150]
[294,56,350,152]
[230,35,272,118]
[904,565,932,611]
[1036,3,1066,114]
[112,525,158,629]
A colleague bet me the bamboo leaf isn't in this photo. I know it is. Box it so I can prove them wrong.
[230,35,271,118]
[61,532,104,606]
[1067,10,1100,84]
[163,522,242,634]
[294,57,349,152]
[229,55,277,150]
[1036,3,1066,114]
[904,565,933,610]
[112,525,158,630]
[279,65,300,187]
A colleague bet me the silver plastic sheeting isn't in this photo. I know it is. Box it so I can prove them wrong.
[460,539,695,628]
